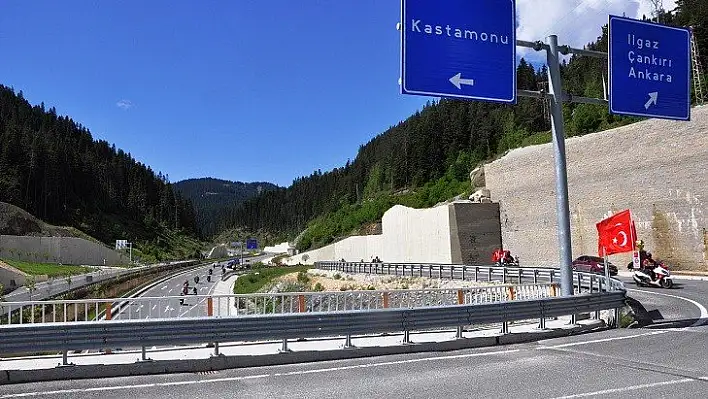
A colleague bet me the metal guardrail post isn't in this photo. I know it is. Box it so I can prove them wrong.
[502,268,507,283]
[518,269,522,283]
[140,346,152,362]
[61,350,70,366]
[456,289,465,339]
[487,268,492,282]
[403,330,412,345]
[501,322,509,334]
[438,265,443,279]
[213,342,221,356]
[461,265,466,281]
[533,269,539,284]
[279,339,290,353]
[343,334,355,348]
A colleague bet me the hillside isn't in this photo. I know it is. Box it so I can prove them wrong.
[174,178,278,237]
[0,85,202,262]
[222,3,708,251]
[0,201,97,242]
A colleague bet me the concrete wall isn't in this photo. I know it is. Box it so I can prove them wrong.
[485,105,708,271]
[264,242,291,253]
[286,202,501,265]
[207,245,228,259]
[0,262,27,291]
[449,202,502,265]
[0,235,128,266]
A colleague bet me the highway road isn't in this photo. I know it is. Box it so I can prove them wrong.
[111,254,272,320]
[1,271,706,398]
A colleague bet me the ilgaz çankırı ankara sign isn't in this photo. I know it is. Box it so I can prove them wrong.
[609,15,691,121]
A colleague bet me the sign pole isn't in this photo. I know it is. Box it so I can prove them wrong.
[546,34,574,297]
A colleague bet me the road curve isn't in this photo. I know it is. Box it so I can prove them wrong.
[618,275,708,328]
[2,269,707,398]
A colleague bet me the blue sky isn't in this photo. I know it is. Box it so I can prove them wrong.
[0,1,661,187]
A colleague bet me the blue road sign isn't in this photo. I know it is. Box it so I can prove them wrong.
[400,0,516,104]
[246,238,258,250]
[609,15,691,121]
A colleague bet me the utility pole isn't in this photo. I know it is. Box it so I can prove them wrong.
[691,27,706,105]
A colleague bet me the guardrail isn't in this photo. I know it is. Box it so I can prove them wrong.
[0,283,557,324]
[315,261,625,292]
[0,291,625,358]
[0,262,626,363]
[1,259,202,306]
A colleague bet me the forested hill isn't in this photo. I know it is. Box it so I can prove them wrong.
[224,4,708,251]
[174,178,278,237]
[0,85,200,260]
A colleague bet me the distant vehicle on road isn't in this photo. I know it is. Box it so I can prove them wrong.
[572,255,618,275]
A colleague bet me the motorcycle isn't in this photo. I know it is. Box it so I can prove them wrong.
[629,261,674,288]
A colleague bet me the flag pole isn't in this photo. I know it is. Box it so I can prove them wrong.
[603,246,610,283]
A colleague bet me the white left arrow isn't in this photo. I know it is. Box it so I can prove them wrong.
[449,73,474,90]
[644,92,658,109]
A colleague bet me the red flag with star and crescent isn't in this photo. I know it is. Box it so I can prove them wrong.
[596,209,636,256]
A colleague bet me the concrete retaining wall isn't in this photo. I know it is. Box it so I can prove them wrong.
[485,105,708,271]
[286,202,501,265]
[0,235,128,266]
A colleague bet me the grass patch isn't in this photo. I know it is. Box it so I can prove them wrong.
[2,259,91,277]
[233,265,310,294]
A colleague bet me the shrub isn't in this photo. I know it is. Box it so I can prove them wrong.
[333,273,342,280]
[313,282,325,292]
[297,271,310,284]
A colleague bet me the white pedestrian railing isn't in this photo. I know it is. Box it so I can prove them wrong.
[0,283,560,325]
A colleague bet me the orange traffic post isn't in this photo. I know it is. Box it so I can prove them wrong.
[298,295,306,313]
[207,297,213,316]
[507,286,515,301]
[383,292,390,308]
[457,289,464,305]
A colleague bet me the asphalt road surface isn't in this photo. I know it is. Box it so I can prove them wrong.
[112,254,272,320]
[1,324,707,399]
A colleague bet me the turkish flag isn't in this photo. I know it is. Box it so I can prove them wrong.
[596,210,636,256]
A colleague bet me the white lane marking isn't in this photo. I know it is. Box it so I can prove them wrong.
[0,349,520,398]
[0,374,271,398]
[627,288,708,327]
[549,378,696,398]
[161,285,168,290]
[539,331,668,349]
[151,305,157,311]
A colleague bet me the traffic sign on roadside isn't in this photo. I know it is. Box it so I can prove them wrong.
[400,0,517,104]
[609,15,691,121]
[246,238,258,250]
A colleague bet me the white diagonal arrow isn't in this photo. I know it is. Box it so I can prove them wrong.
[449,73,474,90]
[644,92,658,109]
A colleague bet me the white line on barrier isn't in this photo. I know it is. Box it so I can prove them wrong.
[0,349,520,398]
[627,288,708,327]
[548,378,696,398]
[539,331,668,349]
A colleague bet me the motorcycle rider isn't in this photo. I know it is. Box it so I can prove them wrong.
[636,240,658,282]
[643,252,658,281]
